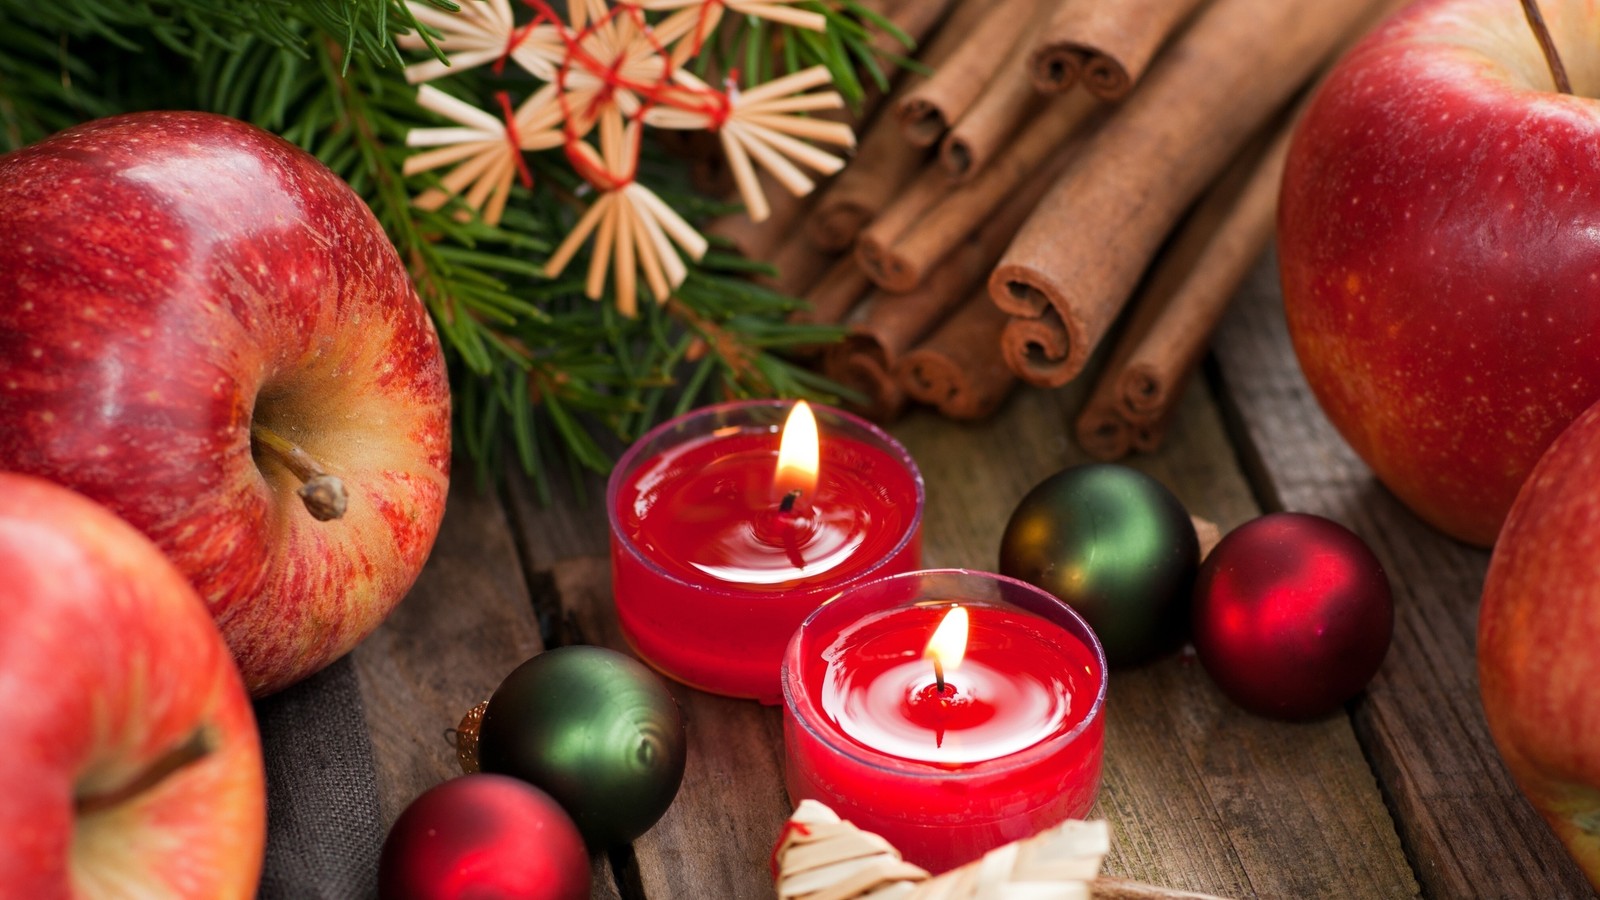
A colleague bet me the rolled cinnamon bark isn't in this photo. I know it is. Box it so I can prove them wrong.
[836,0,959,124]
[825,202,1013,410]
[895,0,1041,147]
[830,151,1061,418]
[1074,394,1133,461]
[1114,0,1413,422]
[853,162,956,288]
[1129,405,1175,455]
[989,0,1389,384]
[896,293,1018,420]
[1027,0,1209,98]
[1070,241,1182,456]
[1116,126,1288,423]
[940,0,1063,179]
[806,0,987,251]
[999,310,1073,388]
[756,228,839,299]
[864,91,1099,293]
[826,347,909,422]
[788,255,875,359]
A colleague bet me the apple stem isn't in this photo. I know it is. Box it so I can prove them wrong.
[251,423,348,521]
[75,727,218,817]
[1520,0,1572,94]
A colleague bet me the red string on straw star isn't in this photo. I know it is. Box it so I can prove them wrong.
[401,0,843,315]
[400,0,565,82]
[403,84,563,225]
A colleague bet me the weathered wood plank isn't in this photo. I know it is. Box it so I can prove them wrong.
[1210,246,1593,897]
[352,472,545,828]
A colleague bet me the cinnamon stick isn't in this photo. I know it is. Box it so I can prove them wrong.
[824,341,909,422]
[788,255,876,359]
[860,90,1100,293]
[940,0,1063,179]
[1129,405,1175,456]
[1071,121,1279,455]
[989,0,1389,385]
[853,160,957,288]
[804,0,986,251]
[825,201,1018,417]
[1110,0,1411,422]
[829,173,1057,418]
[1027,0,1209,99]
[896,293,1018,420]
[833,0,960,125]
[1074,395,1134,461]
[896,0,1041,147]
[794,256,873,326]
[1071,264,1176,457]
[1116,124,1290,423]
[757,228,838,299]
[999,309,1074,388]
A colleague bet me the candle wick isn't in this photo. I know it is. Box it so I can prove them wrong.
[779,489,801,514]
[933,656,946,695]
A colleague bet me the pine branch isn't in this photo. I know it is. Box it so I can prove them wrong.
[0,0,899,493]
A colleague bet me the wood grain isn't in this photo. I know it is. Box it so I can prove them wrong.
[352,472,628,899]
[1209,246,1595,897]
[352,471,546,829]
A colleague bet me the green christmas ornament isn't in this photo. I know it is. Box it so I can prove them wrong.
[998,463,1198,666]
[477,645,687,847]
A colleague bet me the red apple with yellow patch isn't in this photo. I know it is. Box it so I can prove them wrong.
[1279,0,1600,546]
[0,472,265,897]
[0,111,452,695]
[1479,397,1600,891]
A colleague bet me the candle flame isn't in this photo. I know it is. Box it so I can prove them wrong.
[924,606,969,676]
[774,400,819,506]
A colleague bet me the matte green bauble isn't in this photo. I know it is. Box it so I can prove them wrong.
[477,645,686,846]
[998,463,1198,666]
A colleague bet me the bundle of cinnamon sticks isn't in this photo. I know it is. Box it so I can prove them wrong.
[707,0,1404,451]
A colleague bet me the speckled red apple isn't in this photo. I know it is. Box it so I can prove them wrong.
[0,112,452,696]
[1479,397,1600,891]
[0,473,265,897]
[1280,0,1600,547]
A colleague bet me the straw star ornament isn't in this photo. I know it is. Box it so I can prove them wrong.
[403,84,564,226]
[400,0,845,316]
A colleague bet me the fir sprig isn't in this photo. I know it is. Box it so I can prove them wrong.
[0,0,896,495]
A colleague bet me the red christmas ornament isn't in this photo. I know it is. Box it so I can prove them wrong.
[1192,512,1392,720]
[378,774,588,900]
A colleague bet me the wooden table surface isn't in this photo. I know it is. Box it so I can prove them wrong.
[349,249,1596,899]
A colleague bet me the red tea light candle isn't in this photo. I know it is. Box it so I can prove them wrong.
[608,400,924,703]
[781,569,1107,873]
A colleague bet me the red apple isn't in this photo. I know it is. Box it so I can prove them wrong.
[0,111,452,695]
[0,472,265,897]
[1279,0,1600,547]
[1479,396,1600,890]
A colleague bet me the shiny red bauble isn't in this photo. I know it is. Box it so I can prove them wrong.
[377,774,588,900]
[1192,513,1392,720]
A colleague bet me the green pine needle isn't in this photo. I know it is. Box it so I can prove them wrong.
[0,0,906,489]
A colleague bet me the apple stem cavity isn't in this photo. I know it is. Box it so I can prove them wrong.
[1520,0,1573,94]
[75,727,218,817]
[251,422,349,521]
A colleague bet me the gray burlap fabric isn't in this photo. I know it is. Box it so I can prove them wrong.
[253,655,382,900]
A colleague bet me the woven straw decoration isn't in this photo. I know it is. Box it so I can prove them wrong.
[774,800,1113,900]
